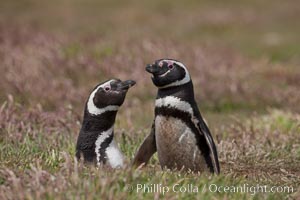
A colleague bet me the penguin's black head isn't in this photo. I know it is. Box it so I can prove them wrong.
[146,59,190,88]
[87,79,136,115]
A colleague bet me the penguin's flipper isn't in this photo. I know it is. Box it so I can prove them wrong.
[196,117,220,174]
[132,123,157,168]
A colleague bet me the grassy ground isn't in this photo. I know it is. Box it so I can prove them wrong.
[0,0,300,199]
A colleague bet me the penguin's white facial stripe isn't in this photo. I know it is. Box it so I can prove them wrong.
[87,80,120,115]
[101,80,124,94]
[102,81,112,92]
[106,140,124,168]
[158,60,191,89]
[88,104,119,116]
[100,80,121,94]
[95,127,113,165]
[155,96,194,116]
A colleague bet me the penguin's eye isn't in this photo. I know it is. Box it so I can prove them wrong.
[168,65,174,69]
[104,87,111,92]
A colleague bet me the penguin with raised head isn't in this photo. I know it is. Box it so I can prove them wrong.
[133,59,220,174]
[76,79,135,168]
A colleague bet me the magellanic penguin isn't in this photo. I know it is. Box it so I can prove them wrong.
[76,79,136,168]
[132,59,220,174]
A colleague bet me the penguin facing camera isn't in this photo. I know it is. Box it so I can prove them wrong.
[133,59,220,174]
[76,79,136,168]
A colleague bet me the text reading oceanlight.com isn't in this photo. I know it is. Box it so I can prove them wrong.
[127,183,294,196]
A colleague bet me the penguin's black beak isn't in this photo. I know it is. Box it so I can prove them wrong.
[117,80,136,91]
[146,64,160,75]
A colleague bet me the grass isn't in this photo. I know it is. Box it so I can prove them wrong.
[0,99,299,199]
[0,0,300,199]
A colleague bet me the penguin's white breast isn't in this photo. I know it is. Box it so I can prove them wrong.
[105,140,124,168]
[155,115,210,171]
[155,115,197,152]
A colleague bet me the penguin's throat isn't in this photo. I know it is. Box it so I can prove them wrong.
[157,81,194,98]
[82,111,118,132]
[87,104,119,116]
